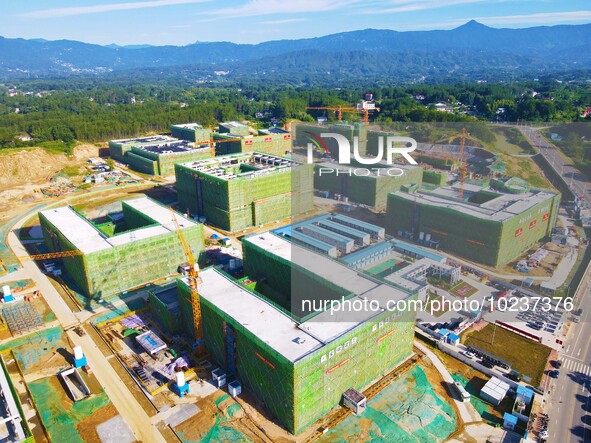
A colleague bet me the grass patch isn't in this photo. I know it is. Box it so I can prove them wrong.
[426,294,449,317]
[463,324,551,386]
[61,165,81,177]
[503,154,550,188]
[427,277,453,291]
[490,127,534,155]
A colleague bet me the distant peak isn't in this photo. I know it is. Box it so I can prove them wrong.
[456,20,489,30]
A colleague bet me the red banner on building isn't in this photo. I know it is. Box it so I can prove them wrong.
[326,358,350,375]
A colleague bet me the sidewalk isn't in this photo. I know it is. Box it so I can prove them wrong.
[414,340,481,424]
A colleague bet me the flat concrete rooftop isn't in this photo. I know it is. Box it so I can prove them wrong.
[245,232,413,343]
[172,123,204,130]
[136,140,206,155]
[392,186,557,222]
[192,268,323,363]
[178,152,300,180]
[40,196,197,254]
[111,135,174,145]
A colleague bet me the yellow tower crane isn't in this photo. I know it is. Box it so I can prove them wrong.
[306,105,380,124]
[169,207,203,350]
[18,249,84,261]
[436,128,477,201]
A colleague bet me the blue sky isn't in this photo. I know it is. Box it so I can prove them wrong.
[3,0,591,46]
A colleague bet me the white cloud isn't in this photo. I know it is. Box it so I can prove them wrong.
[208,0,362,18]
[22,0,211,19]
[260,18,306,25]
[356,0,488,15]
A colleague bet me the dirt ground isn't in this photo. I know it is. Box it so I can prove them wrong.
[0,144,99,187]
[76,403,119,443]
[0,144,97,223]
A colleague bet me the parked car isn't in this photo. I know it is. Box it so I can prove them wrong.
[463,351,476,359]
[481,359,495,368]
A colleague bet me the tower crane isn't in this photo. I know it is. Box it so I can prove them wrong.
[436,128,477,201]
[18,249,84,261]
[169,208,203,350]
[306,105,380,124]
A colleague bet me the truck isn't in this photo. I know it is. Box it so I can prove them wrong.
[451,381,471,402]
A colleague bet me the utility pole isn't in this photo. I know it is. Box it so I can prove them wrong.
[491,322,497,345]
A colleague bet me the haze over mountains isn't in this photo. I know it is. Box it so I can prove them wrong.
[1,21,590,82]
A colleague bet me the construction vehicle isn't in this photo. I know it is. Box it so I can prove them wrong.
[169,208,204,351]
[306,104,380,124]
[24,290,41,302]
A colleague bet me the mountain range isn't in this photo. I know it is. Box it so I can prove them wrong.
[1,21,590,83]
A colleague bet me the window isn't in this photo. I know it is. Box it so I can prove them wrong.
[351,337,357,345]
[336,345,343,354]
[372,325,377,332]
[344,341,350,349]
[321,355,327,363]
[379,322,384,329]
[329,350,335,359]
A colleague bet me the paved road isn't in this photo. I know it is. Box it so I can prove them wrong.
[7,222,166,443]
[511,125,591,441]
[546,281,591,443]
[516,125,591,200]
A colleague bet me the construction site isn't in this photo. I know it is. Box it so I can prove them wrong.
[109,135,212,176]
[38,196,204,298]
[215,122,293,157]
[170,123,212,143]
[386,180,561,267]
[109,122,297,177]
[180,240,417,434]
[175,152,314,232]
[80,215,429,438]
[315,160,423,209]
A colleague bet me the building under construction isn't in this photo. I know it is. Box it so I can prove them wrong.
[315,161,423,208]
[386,180,561,267]
[109,135,211,175]
[39,196,204,298]
[171,123,212,143]
[176,231,416,434]
[175,152,314,232]
[215,123,292,157]
[294,122,369,156]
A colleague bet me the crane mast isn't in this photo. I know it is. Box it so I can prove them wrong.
[169,207,203,346]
